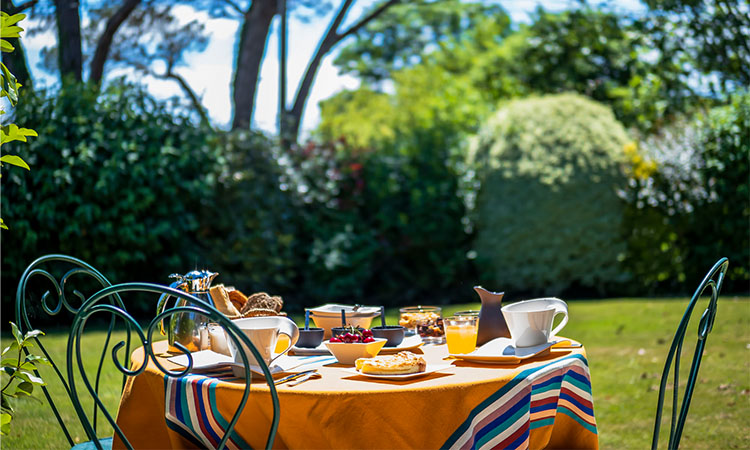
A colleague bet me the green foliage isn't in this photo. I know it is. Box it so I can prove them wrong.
[693,92,750,289]
[467,93,630,295]
[317,88,396,150]
[1,322,50,436]
[333,2,736,133]
[0,82,221,316]
[621,92,750,293]
[200,130,301,297]
[290,141,471,306]
[334,0,510,83]
[479,7,704,131]
[0,11,35,230]
[642,0,750,91]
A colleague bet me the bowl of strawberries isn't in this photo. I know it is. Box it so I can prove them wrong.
[324,327,386,365]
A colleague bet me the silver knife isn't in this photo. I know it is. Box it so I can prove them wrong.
[274,370,317,386]
[288,371,320,386]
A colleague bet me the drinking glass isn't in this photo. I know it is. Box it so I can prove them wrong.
[399,306,444,343]
[444,315,478,354]
[453,310,479,318]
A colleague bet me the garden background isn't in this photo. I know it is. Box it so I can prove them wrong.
[0,0,748,447]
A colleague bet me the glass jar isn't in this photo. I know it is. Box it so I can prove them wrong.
[399,306,445,344]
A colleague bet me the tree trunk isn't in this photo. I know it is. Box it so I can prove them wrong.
[231,0,277,131]
[54,0,83,83]
[286,34,336,142]
[285,0,399,143]
[89,0,141,84]
[2,37,32,89]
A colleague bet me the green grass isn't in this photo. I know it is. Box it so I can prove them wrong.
[3,297,749,449]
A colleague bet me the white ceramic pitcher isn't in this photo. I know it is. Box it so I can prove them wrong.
[229,316,299,367]
[501,297,568,347]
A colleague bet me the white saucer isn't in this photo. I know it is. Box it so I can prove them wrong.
[450,338,553,364]
[344,363,453,380]
[290,342,329,355]
[378,335,424,353]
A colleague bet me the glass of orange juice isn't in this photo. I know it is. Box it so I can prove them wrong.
[444,315,478,354]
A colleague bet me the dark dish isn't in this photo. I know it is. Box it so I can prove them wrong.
[371,325,405,347]
[297,327,325,348]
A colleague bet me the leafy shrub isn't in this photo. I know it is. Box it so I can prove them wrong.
[620,92,749,293]
[466,93,630,296]
[618,121,707,292]
[1,82,220,317]
[199,131,302,301]
[288,139,471,307]
[692,92,749,291]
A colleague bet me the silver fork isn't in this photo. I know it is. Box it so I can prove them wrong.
[287,371,320,386]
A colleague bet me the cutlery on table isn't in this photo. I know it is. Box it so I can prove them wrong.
[287,372,321,386]
[274,369,318,386]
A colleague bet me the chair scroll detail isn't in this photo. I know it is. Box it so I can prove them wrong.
[66,282,281,450]
[652,257,729,450]
[14,254,122,447]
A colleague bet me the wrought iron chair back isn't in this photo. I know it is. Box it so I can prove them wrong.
[14,254,125,447]
[651,257,729,450]
[67,282,281,450]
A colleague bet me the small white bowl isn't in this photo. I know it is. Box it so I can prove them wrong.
[324,338,387,365]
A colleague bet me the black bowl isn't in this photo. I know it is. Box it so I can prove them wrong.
[371,326,405,347]
[297,328,325,348]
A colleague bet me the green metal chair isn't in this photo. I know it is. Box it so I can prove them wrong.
[66,282,281,450]
[15,254,122,448]
[652,257,729,450]
[15,255,280,449]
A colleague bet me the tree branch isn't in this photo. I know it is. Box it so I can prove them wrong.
[285,0,399,142]
[166,68,212,129]
[6,0,39,14]
[221,0,246,16]
[338,0,400,40]
[89,0,141,84]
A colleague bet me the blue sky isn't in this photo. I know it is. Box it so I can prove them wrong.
[21,0,644,136]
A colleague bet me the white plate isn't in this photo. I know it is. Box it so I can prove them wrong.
[290,342,330,356]
[345,363,453,380]
[378,335,424,353]
[450,338,553,364]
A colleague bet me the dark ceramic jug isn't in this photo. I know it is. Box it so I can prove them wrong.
[474,286,511,345]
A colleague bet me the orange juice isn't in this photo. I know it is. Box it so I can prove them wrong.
[275,334,291,353]
[445,324,477,354]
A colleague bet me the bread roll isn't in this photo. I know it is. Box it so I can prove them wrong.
[209,285,241,318]
[228,289,247,311]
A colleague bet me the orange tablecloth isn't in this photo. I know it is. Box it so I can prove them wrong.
[115,341,598,449]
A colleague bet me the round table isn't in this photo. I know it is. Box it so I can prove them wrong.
[114,340,598,449]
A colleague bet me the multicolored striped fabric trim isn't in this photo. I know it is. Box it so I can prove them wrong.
[164,369,252,450]
[443,353,597,450]
[163,355,336,449]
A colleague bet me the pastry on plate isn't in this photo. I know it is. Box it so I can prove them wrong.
[355,351,426,375]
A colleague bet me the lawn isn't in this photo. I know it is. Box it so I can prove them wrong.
[3,297,749,449]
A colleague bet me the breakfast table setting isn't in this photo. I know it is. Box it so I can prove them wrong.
[113,272,598,449]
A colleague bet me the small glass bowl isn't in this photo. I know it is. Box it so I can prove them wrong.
[398,306,445,344]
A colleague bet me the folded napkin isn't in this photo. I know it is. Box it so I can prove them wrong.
[168,350,336,377]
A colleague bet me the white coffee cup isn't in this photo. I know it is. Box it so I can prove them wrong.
[501,298,568,347]
[229,316,299,367]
